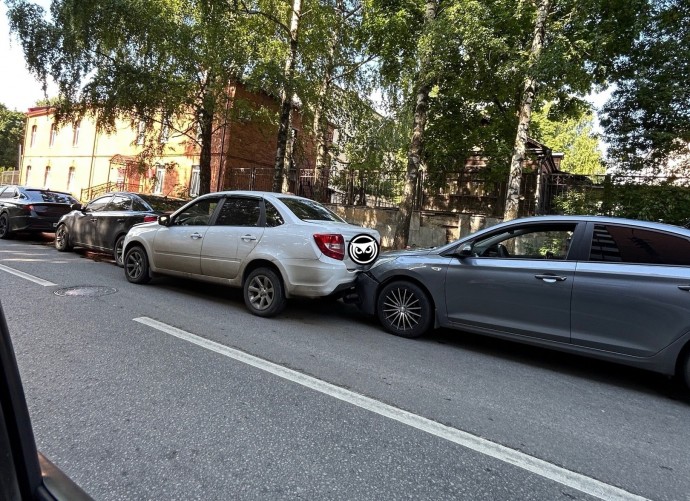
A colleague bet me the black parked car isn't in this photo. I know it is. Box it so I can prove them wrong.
[0,186,78,239]
[54,192,187,266]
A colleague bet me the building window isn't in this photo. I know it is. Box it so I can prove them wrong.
[67,167,75,193]
[189,165,200,197]
[49,123,57,147]
[160,119,170,144]
[24,166,31,185]
[43,166,51,188]
[72,122,80,147]
[153,164,166,194]
[30,125,37,147]
[137,120,146,145]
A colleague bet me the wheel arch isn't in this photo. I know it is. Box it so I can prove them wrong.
[242,259,286,291]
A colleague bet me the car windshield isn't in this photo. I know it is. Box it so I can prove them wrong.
[278,197,345,222]
[25,189,78,204]
[137,195,187,213]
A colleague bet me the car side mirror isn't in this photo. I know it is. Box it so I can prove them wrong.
[158,214,171,226]
[458,244,474,258]
[70,203,83,211]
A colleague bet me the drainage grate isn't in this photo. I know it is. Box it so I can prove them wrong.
[54,286,117,297]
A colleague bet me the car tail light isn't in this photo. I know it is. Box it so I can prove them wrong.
[314,234,345,260]
[22,204,34,213]
[143,215,158,223]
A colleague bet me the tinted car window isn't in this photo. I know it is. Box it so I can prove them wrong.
[0,188,14,199]
[215,198,261,227]
[265,201,284,227]
[590,224,690,265]
[138,195,186,213]
[86,196,112,212]
[105,195,132,211]
[131,197,150,212]
[25,190,77,204]
[278,197,344,222]
[473,224,576,259]
[174,198,219,226]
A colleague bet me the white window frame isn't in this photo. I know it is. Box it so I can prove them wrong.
[189,165,200,197]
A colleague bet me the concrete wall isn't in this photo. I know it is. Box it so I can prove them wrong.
[326,205,503,249]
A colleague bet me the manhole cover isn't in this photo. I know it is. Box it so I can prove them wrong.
[54,286,117,297]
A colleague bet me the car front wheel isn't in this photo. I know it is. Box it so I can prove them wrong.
[124,246,151,284]
[243,267,286,317]
[0,213,11,239]
[113,234,126,267]
[377,281,433,338]
[54,224,72,251]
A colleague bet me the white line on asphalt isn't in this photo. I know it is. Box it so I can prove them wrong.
[134,316,648,501]
[0,263,57,286]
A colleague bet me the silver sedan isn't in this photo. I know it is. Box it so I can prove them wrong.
[357,215,690,388]
[123,191,380,317]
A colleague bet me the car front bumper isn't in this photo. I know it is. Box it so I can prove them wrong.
[355,272,379,315]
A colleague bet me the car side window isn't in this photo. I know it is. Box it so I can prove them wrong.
[589,224,690,265]
[86,196,113,212]
[105,195,132,211]
[265,201,284,227]
[131,197,149,212]
[473,225,576,259]
[174,198,220,226]
[214,198,261,227]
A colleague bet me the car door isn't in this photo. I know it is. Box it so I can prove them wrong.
[200,196,264,279]
[152,196,222,275]
[71,195,112,247]
[571,222,690,357]
[444,222,582,343]
[96,194,132,250]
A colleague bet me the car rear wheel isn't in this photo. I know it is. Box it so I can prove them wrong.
[243,267,286,317]
[54,224,72,251]
[377,281,433,338]
[124,246,151,284]
[0,213,11,239]
[113,234,126,267]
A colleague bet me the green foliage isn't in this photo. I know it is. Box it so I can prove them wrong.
[0,103,25,168]
[601,0,690,173]
[553,180,690,225]
[531,102,605,175]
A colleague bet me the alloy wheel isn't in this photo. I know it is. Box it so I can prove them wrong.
[247,274,275,311]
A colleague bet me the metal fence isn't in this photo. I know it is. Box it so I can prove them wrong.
[0,170,20,185]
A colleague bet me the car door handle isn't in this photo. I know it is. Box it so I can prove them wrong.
[678,285,690,291]
[190,232,203,240]
[90,218,97,222]
[535,274,567,283]
[116,218,126,222]
[241,234,257,242]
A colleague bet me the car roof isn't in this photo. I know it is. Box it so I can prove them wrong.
[194,190,313,202]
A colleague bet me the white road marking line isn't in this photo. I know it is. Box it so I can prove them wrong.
[0,263,57,286]
[134,316,648,501]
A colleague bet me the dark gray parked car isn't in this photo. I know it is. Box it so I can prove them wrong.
[357,216,690,388]
[0,185,78,239]
[55,192,186,266]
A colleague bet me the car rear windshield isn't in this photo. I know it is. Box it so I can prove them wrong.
[137,195,187,213]
[25,190,77,204]
[278,197,345,222]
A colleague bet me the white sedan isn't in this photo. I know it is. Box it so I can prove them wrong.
[122,191,380,317]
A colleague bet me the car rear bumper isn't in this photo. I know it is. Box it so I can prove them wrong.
[282,258,361,298]
[11,215,61,232]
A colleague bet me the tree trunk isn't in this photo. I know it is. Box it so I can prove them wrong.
[503,0,551,221]
[272,0,302,193]
[198,107,214,196]
[312,0,342,200]
[392,0,437,249]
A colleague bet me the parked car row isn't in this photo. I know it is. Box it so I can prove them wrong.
[4,186,690,390]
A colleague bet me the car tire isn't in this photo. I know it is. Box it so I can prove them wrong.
[0,213,12,239]
[54,224,72,251]
[124,246,151,284]
[243,267,286,317]
[377,281,433,338]
[113,234,126,267]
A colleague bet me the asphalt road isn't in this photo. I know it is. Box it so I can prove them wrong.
[1,234,688,501]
